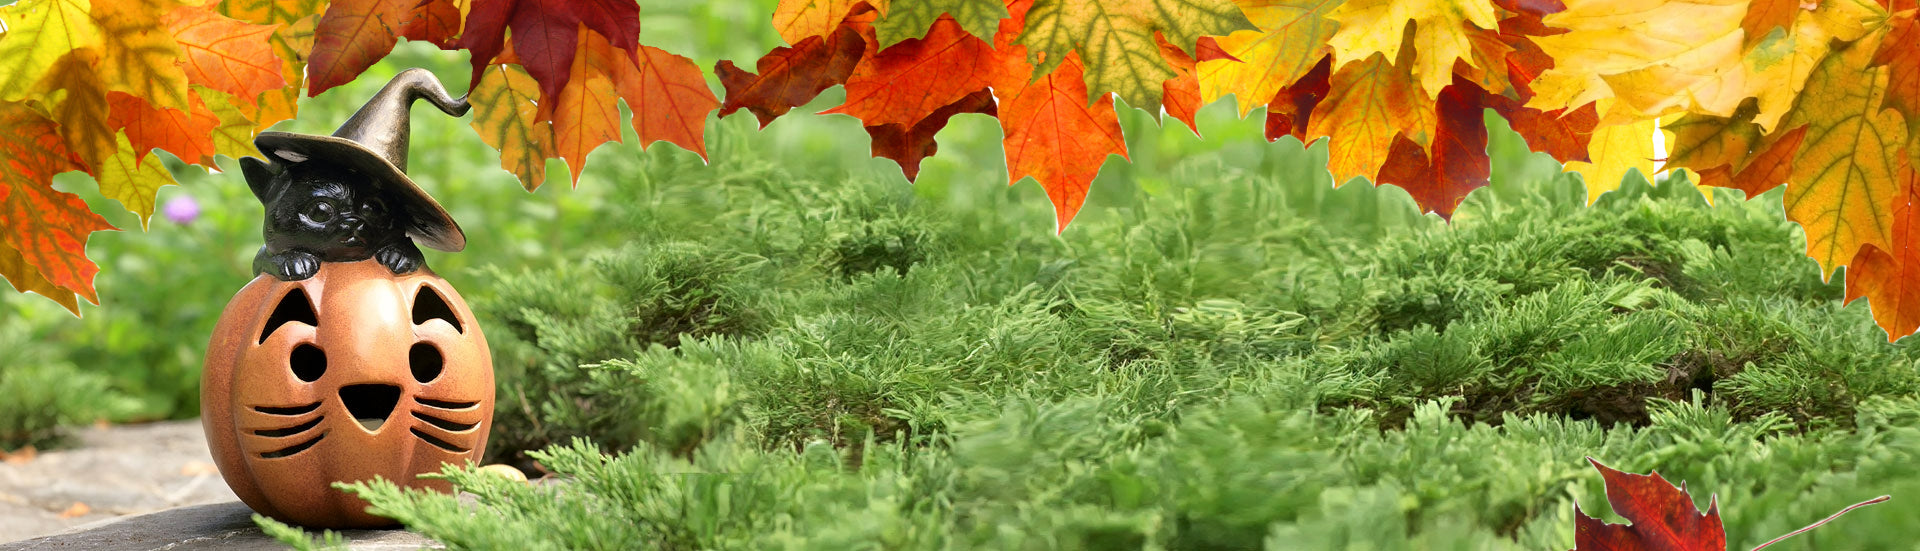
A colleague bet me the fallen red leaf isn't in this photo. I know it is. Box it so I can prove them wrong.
[1574,458,1890,551]
[1574,458,1726,551]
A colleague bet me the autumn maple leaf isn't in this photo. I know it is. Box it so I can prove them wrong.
[1574,458,1888,551]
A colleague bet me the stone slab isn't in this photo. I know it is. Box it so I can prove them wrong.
[0,420,240,542]
[0,501,442,551]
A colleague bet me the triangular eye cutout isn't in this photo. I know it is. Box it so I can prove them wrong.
[260,288,318,344]
[413,285,463,333]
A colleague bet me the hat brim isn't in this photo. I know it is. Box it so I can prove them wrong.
[255,132,466,252]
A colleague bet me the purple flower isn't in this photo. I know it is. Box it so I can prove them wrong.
[162,195,200,226]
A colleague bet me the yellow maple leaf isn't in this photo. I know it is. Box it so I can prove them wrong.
[774,0,887,45]
[1781,36,1907,278]
[1305,46,1434,185]
[1198,0,1342,116]
[1530,0,1877,131]
[196,87,261,165]
[470,63,555,190]
[94,132,174,229]
[0,0,101,104]
[1566,114,1665,204]
[35,50,115,172]
[1324,0,1498,99]
[553,28,623,186]
[91,0,193,112]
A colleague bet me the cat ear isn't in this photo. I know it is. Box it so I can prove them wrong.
[240,157,280,203]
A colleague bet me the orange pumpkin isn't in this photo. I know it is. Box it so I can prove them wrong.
[201,259,493,527]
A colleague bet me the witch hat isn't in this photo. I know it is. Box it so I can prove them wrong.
[246,68,471,252]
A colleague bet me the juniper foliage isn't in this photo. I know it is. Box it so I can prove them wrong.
[337,135,1920,549]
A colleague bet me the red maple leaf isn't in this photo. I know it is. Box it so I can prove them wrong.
[456,0,641,100]
[1574,458,1889,551]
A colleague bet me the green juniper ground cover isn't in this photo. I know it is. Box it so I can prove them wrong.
[5,43,1920,551]
[331,164,1920,550]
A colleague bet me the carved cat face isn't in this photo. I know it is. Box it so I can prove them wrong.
[259,164,407,261]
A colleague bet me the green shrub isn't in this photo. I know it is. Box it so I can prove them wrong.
[0,320,138,449]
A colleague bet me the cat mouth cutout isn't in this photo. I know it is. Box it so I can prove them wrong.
[340,384,400,431]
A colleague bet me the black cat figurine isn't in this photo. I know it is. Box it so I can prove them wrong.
[242,160,424,280]
[241,68,470,281]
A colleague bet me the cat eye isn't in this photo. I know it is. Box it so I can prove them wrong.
[364,198,388,219]
[304,200,336,224]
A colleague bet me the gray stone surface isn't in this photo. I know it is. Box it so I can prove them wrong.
[0,501,443,550]
[0,420,239,542]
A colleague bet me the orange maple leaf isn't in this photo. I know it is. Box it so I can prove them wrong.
[0,105,115,306]
[823,15,996,128]
[306,0,410,97]
[613,45,721,160]
[107,91,219,168]
[989,0,1126,231]
[165,5,286,101]
[1847,161,1920,340]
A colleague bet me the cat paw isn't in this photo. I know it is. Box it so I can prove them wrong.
[277,252,320,280]
[375,243,423,274]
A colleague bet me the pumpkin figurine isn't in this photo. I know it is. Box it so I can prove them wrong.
[201,68,494,528]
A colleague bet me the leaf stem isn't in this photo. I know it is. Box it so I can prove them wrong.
[1749,495,1890,551]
